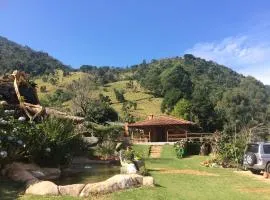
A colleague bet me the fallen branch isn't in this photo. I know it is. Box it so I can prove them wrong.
[45,108,84,123]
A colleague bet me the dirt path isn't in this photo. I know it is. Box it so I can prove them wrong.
[150,168,219,176]
[234,170,270,183]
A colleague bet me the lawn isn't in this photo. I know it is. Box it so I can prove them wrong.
[106,145,270,200]
[3,145,270,200]
[132,144,150,158]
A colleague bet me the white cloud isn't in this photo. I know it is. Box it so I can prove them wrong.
[186,35,270,85]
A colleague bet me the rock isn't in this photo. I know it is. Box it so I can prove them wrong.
[2,162,40,175]
[25,181,59,196]
[143,176,154,186]
[120,163,137,174]
[58,184,85,197]
[0,101,8,106]
[30,170,45,179]
[211,163,219,168]
[82,136,98,145]
[6,168,38,183]
[2,162,61,182]
[80,174,143,197]
[38,168,61,180]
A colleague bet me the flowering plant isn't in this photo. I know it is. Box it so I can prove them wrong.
[174,139,188,159]
[0,105,47,165]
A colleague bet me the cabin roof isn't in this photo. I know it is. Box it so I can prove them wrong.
[128,115,194,128]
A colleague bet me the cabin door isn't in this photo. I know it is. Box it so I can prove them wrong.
[151,127,166,142]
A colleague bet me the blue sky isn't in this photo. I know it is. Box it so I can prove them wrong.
[0,0,270,84]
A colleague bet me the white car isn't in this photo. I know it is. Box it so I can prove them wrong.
[243,142,270,174]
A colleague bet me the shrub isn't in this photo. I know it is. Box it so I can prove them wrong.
[174,140,187,159]
[42,76,48,82]
[114,89,125,103]
[36,117,84,167]
[0,108,46,166]
[40,85,47,93]
[84,100,118,124]
[0,107,86,168]
[42,89,73,107]
[95,140,116,160]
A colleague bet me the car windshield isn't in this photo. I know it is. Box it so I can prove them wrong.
[246,144,259,153]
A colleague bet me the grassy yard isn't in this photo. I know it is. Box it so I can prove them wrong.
[3,145,270,200]
[132,144,150,158]
[106,145,270,200]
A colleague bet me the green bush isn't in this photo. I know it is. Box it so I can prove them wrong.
[95,140,116,160]
[0,107,86,168]
[36,117,84,167]
[84,100,118,124]
[0,108,46,166]
[40,85,47,93]
[174,140,187,159]
[114,88,125,103]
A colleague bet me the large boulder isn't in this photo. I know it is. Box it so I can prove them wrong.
[1,162,61,182]
[80,174,143,197]
[25,181,59,196]
[120,163,137,174]
[58,184,85,197]
[1,162,39,183]
[143,176,154,186]
[6,168,39,183]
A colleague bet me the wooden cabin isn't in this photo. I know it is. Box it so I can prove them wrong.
[127,115,211,143]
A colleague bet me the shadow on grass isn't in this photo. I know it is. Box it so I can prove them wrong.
[154,183,165,188]
[0,176,25,200]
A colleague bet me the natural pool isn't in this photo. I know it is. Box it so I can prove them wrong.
[0,163,121,199]
[56,163,121,185]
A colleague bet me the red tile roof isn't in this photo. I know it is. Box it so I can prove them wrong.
[128,115,194,127]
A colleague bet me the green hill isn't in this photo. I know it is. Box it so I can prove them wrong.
[0,36,70,75]
[1,36,269,133]
[132,55,269,132]
[34,72,163,120]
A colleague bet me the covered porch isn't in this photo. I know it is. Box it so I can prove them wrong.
[127,115,208,143]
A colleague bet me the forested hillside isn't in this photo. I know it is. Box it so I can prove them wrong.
[1,36,269,136]
[132,54,270,133]
[0,36,70,75]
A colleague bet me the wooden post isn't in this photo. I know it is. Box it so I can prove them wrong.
[167,129,169,142]
[185,131,188,139]
[124,123,129,137]
[149,131,151,142]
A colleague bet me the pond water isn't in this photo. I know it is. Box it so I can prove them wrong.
[56,163,121,185]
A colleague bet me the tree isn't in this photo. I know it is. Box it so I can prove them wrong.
[40,86,47,93]
[191,84,222,132]
[171,99,191,120]
[68,76,98,115]
[114,89,125,103]
[161,88,183,113]
[85,99,118,124]
[216,77,270,135]
[160,64,192,97]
